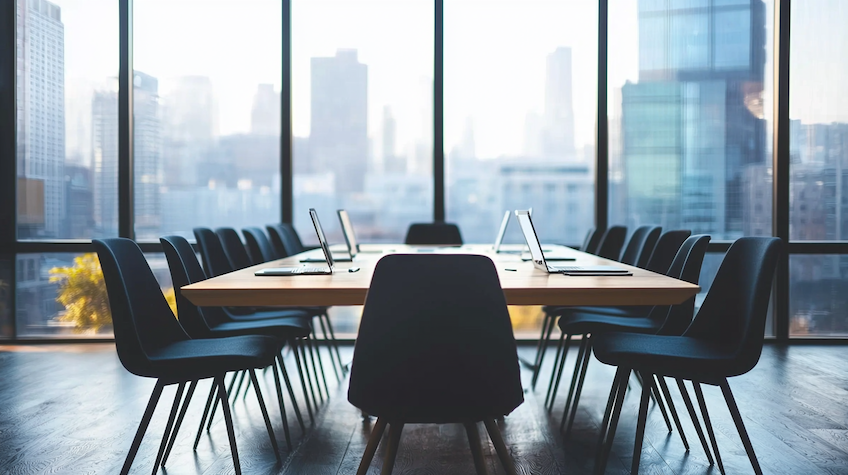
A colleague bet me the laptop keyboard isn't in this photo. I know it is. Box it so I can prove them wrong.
[290,267,330,274]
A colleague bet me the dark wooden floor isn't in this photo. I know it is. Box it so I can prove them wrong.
[1,343,847,474]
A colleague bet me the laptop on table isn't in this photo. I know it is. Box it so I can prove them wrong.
[492,208,573,260]
[299,210,358,262]
[256,209,335,275]
[515,209,631,276]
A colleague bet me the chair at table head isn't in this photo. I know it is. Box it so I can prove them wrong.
[348,253,523,423]
[404,222,463,246]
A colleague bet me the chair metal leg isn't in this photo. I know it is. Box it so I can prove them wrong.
[241,373,252,402]
[356,417,388,475]
[292,339,315,423]
[483,419,518,475]
[675,378,714,464]
[559,336,588,432]
[309,326,330,399]
[194,380,218,450]
[693,382,725,475]
[648,373,673,434]
[317,313,341,382]
[531,312,556,389]
[271,357,294,451]
[300,338,321,409]
[655,375,689,450]
[162,380,198,467]
[207,371,238,431]
[279,352,306,432]
[216,374,242,475]
[631,371,654,474]
[382,422,405,475]
[564,335,593,438]
[322,312,347,374]
[120,380,165,475]
[594,368,629,475]
[249,369,282,465]
[151,381,187,475]
[464,422,488,475]
[231,370,248,405]
[544,332,568,409]
[720,379,763,475]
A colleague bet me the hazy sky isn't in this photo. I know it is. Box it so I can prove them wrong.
[55,0,848,161]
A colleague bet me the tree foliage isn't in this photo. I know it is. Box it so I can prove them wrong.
[49,253,179,333]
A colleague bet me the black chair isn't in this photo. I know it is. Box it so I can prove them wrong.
[581,227,605,254]
[94,238,282,475]
[216,227,253,271]
[348,254,523,475]
[243,226,281,264]
[404,222,463,245]
[592,237,782,475]
[547,234,710,444]
[619,225,662,267]
[162,234,314,450]
[594,225,628,260]
[266,224,290,258]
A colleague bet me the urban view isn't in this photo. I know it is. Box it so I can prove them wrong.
[9,0,848,338]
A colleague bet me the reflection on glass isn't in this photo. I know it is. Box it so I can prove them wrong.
[445,1,597,246]
[609,0,773,239]
[789,1,848,241]
[790,255,848,337]
[292,0,434,245]
[15,0,119,239]
[133,1,283,240]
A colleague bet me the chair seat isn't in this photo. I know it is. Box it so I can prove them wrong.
[593,332,738,381]
[545,305,650,318]
[557,312,660,335]
[146,335,279,381]
[212,316,312,339]
[226,307,313,321]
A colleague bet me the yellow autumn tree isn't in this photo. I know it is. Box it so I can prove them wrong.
[49,253,179,333]
[49,253,112,333]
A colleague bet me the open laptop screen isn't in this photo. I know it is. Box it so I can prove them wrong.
[515,209,547,271]
[337,209,358,258]
[493,210,511,252]
[309,208,334,269]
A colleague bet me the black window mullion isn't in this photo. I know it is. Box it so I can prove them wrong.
[281,0,293,224]
[596,0,609,231]
[0,0,17,339]
[118,0,134,239]
[773,0,791,341]
[434,0,445,222]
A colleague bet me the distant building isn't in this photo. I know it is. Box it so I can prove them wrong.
[132,72,162,239]
[310,49,368,193]
[63,164,93,238]
[543,47,576,158]
[161,76,218,188]
[251,84,280,136]
[16,0,65,238]
[91,86,118,236]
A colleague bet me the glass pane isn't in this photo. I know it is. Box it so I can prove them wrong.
[133,1,283,240]
[0,258,11,338]
[445,1,597,246]
[15,253,112,337]
[789,1,848,241]
[609,0,773,239]
[790,255,848,337]
[15,0,119,239]
[292,0,434,245]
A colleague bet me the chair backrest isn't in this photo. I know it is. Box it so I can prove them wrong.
[652,234,710,335]
[581,227,604,254]
[595,225,627,260]
[348,254,523,422]
[216,228,253,271]
[280,223,307,254]
[266,224,290,258]
[404,222,463,245]
[683,237,782,377]
[193,227,235,278]
[161,235,227,337]
[620,225,662,267]
[243,227,279,264]
[644,230,692,274]
[93,238,189,378]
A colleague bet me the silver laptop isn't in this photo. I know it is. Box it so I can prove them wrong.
[300,210,355,262]
[255,209,334,275]
[493,210,513,253]
[515,210,630,275]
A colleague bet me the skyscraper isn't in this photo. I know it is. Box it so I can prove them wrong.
[309,49,368,194]
[382,106,405,174]
[251,84,280,136]
[161,76,218,188]
[132,71,162,239]
[91,84,118,236]
[620,0,767,236]
[543,47,576,159]
[16,0,65,238]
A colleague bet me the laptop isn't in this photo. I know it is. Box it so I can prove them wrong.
[515,209,631,275]
[255,208,335,275]
[492,208,573,260]
[299,210,356,262]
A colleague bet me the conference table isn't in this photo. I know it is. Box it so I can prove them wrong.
[181,244,700,309]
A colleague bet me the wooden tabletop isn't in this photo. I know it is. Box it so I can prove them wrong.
[181,244,700,308]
